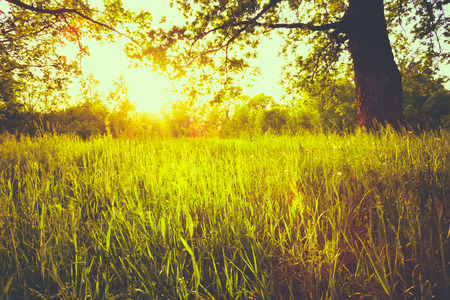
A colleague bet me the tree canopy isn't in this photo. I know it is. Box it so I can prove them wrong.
[2,0,450,131]
[133,0,449,128]
[132,0,448,73]
[1,0,151,109]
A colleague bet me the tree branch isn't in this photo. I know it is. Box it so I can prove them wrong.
[191,1,342,52]
[215,0,283,85]
[188,0,342,82]
[23,20,59,39]
[251,20,343,31]
[235,0,284,35]
[61,14,86,57]
[7,0,138,43]
[200,0,284,41]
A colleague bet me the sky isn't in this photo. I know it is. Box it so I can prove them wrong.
[59,1,286,114]
[64,33,285,114]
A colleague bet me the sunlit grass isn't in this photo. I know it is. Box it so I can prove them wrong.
[0,128,449,299]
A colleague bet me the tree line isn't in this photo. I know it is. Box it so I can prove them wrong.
[2,58,449,139]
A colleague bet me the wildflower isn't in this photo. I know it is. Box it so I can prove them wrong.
[336,171,342,177]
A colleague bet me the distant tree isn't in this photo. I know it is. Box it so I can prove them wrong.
[55,74,108,138]
[401,59,450,129]
[0,73,23,133]
[132,112,166,138]
[247,93,274,110]
[61,100,108,139]
[218,93,275,135]
[0,66,22,112]
[162,100,194,137]
[218,94,289,135]
[223,104,255,136]
[210,85,244,119]
[256,106,287,134]
[302,75,357,131]
[201,102,231,136]
[284,103,319,133]
[0,73,41,135]
[0,98,27,133]
[138,0,449,130]
[422,89,450,129]
[107,76,136,136]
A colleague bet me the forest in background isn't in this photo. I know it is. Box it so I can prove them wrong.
[1,57,450,139]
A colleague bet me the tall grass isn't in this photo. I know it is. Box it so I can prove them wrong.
[0,128,449,299]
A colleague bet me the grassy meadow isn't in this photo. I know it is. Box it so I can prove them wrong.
[0,129,449,299]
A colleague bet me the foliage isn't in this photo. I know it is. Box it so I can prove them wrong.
[0,72,142,139]
[401,60,450,129]
[135,0,449,101]
[59,101,108,139]
[283,100,321,133]
[106,75,136,137]
[1,0,152,117]
[422,89,450,129]
[131,112,167,138]
[0,129,449,299]
[1,1,80,110]
[0,99,25,132]
[162,100,194,137]
[1,71,448,138]
[216,88,354,136]
[255,106,287,134]
[297,75,358,131]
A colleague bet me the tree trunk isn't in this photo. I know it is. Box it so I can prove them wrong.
[343,0,403,129]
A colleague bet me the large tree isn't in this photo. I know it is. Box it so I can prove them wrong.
[138,0,449,129]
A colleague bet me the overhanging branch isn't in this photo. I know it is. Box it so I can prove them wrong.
[250,20,343,31]
[194,1,343,49]
[7,0,138,43]
[189,0,343,82]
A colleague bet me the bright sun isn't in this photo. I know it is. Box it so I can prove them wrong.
[59,0,285,114]
[58,1,182,114]
[65,38,172,114]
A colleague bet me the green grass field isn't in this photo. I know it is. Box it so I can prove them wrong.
[0,129,449,299]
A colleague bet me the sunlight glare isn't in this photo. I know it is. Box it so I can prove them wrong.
[56,0,285,114]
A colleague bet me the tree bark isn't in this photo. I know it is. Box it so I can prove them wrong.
[343,0,403,129]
